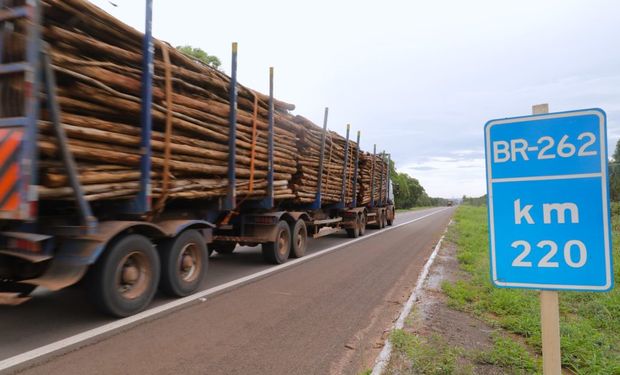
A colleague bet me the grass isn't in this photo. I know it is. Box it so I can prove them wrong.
[472,334,538,373]
[386,328,539,375]
[442,204,620,375]
[389,330,461,375]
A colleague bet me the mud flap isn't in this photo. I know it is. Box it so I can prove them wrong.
[21,260,88,291]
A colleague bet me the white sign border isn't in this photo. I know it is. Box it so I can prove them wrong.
[485,108,612,291]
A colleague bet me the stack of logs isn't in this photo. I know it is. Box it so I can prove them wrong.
[7,0,389,209]
[358,152,388,206]
[291,116,359,205]
[35,0,300,202]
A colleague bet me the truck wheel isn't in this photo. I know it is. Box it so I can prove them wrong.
[346,223,359,239]
[211,242,237,254]
[382,212,388,228]
[90,234,160,318]
[159,230,208,297]
[387,209,394,226]
[262,221,291,264]
[290,220,308,258]
[377,211,384,229]
[359,214,366,236]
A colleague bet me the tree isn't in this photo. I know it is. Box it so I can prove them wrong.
[613,139,620,162]
[609,139,620,201]
[462,194,487,206]
[393,172,425,208]
[176,45,221,70]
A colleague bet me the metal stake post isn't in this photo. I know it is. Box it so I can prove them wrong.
[313,107,329,210]
[266,67,274,209]
[378,151,385,206]
[225,42,238,210]
[43,52,96,230]
[370,144,376,208]
[351,131,361,208]
[386,154,392,205]
[134,0,154,214]
[339,124,350,208]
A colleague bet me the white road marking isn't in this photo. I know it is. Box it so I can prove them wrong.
[0,207,450,372]
[370,219,451,375]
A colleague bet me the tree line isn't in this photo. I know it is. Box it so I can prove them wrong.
[609,139,620,201]
[461,195,487,206]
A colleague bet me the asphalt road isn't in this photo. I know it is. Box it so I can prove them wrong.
[1,207,454,374]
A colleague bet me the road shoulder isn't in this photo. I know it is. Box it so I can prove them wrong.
[377,208,541,375]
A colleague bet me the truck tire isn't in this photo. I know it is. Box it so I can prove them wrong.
[387,209,394,226]
[290,220,308,258]
[90,234,160,318]
[159,230,208,297]
[346,224,359,238]
[262,221,291,264]
[382,211,388,228]
[211,241,237,254]
[377,211,384,229]
[359,214,366,236]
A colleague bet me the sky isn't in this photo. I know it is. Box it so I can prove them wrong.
[89,0,620,199]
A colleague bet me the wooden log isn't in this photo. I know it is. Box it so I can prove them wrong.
[31,0,384,208]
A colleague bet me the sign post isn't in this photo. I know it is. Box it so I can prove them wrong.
[484,106,613,374]
[532,104,562,375]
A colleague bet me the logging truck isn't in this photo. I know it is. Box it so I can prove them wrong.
[0,0,394,317]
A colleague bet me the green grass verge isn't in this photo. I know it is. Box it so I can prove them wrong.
[390,330,461,375]
[388,329,539,374]
[442,204,620,375]
[472,334,538,373]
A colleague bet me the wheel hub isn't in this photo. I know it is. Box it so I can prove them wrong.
[296,228,304,248]
[182,254,194,270]
[178,243,200,282]
[116,251,150,300]
[278,232,288,256]
[122,265,139,284]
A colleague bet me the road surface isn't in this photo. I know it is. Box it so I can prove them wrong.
[1,207,454,374]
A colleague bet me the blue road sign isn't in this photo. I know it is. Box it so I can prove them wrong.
[484,108,613,291]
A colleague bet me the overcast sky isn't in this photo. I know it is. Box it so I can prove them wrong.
[89,0,620,198]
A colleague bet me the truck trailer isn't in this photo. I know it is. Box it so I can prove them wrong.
[0,0,394,317]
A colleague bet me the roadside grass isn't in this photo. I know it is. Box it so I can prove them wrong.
[386,328,539,375]
[389,330,463,375]
[442,204,620,375]
[472,333,538,373]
